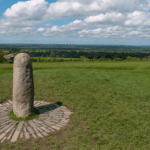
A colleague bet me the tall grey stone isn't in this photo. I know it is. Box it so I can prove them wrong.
[13,53,34,118]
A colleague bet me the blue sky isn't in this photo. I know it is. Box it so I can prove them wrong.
[0,0,150,45]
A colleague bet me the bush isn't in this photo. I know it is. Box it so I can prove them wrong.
[80,56,86,61]
[126,56,132,61]
[87,59,93,61]
[52,57,56,62]
[142,58,148,61]
[131,57,138,61]
[31,58,37,62]
[0,53,5,62]
[113,58,123,61]
[0,54,9,63]
[98,57,106,61]
[93,57,97,61]
[37,57,41,62]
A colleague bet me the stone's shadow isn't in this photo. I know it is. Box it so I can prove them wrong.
[32,107,40,115]
[34,102,62,115]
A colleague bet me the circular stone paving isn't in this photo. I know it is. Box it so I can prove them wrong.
[0,100,73,143]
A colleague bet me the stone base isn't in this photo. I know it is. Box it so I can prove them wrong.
[0,100,73,143]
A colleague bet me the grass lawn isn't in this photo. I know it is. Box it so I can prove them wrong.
[0,60,150,150]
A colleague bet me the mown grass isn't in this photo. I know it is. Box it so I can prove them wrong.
[0,60,150,150]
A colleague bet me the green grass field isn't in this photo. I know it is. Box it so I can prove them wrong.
[0,60,150,150]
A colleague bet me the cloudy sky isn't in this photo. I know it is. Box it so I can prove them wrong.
[0,0,150,45]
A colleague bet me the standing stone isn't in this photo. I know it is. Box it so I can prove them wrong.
[13,53,34,118]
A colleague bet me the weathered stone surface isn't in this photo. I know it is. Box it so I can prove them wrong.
[12,53,34,118]
[4,54,14,63]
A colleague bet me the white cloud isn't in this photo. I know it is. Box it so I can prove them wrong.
[84,12,124,23]
[37,27,45,32]
[4,0,48,20]
[0,0,150,43]
[124,11,150,26]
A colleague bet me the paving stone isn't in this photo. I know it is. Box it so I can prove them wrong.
[48,127,55,132]
[1,136,7,143]
[0,119,9,125]
[34,101,38,105]
[28,120,38,128]
[8,100,12,104]
[4,122,18,134]
[36,128,48,136]
[63,116,70,119]
[0,117,9,121]
[25,132,30,139]
[51,125,60,130]
[0,109,5,113]
[20,132,23,138]
[32,133,37,139]
[33,128,43,138]
[7,128,16,140]
[36,127,43,133]
[24,127,27,132]
[0,119,13,126]
[61,120,69,123]
[0,113,9,117]
[0,101,73,143]
[0,104,5,107]
[7,101,12,105]
[43,120,55,125]
[38,116,51,120]
[11,131,20,142]
[40,126,51,133]
[32,119,41,127]
[52,119,59,123]
[35,104,43,107]
[0,106,5,110]
[55,124,63,128]
[41,123,49,128]
[27,126,34,134]
[43,122,53,127]
[3,103,11,107]
[39,114,49,117]
[6,102,12,106]
[60,121,68,125]
[34,119,43,124]
[57,123,66,127]
[34,102,40,106]
[61,118,69,121]
[37,133,43,138]
[24,122,28,127]
[59,121,67,125]
[16,121,24,131]
[0,107,7,111]
[0,121,16,134]
[0,132,7,141]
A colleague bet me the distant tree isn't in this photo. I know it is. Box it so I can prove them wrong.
[50,52,55,57]
[0,48,7,56]
[11,52,20,58]
[0,48,8,62]
[80,56,86,60]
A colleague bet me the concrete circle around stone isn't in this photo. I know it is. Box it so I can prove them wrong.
[0,100,73,143]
